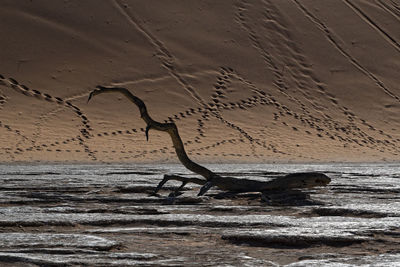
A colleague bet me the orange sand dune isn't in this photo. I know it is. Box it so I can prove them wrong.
[1,0,399,163]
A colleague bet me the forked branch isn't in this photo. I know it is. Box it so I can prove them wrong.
[88,86,220,195]
[88,86,331,198]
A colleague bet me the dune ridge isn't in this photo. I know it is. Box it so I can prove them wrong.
[0,0,399,163]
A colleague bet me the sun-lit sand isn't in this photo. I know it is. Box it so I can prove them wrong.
[1,0,399,163]
[1,0,400,266]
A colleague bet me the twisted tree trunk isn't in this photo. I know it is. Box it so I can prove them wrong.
[88,86,220,195]
[88,86,330,197]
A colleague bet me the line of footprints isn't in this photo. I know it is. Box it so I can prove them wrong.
[0,67,399,161]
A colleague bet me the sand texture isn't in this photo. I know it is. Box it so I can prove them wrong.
[1,0,400,163]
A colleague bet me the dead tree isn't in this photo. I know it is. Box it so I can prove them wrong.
[88,86,330,200]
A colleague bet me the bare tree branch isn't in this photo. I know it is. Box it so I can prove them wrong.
[88,85,221,195]
[88,86,331,197]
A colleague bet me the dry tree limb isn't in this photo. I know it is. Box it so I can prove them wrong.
[154,173,331,194]
[88,85,220,195]
[88,86,331,197]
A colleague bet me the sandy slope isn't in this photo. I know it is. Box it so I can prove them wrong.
[0,0,399,163]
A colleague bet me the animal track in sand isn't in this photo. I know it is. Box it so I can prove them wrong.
[112,0,268,157]
[113,0,206,108]
[1,0,399,161]
[291,0,400,151]
[0,75,97,160]
[0,93,8,111]
[30,90,101,144]
[233,0,400,155]
[114,0,314,158]
[375,0,400,22]
[293,0,400,103]
[343,0,400,52]
[74,66,283,158]
[0,121,33,160]
[389,0,400,15]
[69,62,399,159]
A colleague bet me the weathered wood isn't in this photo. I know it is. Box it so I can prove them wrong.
[154,172,331,195]
[88,86,331,197]
[88,86,217,181]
